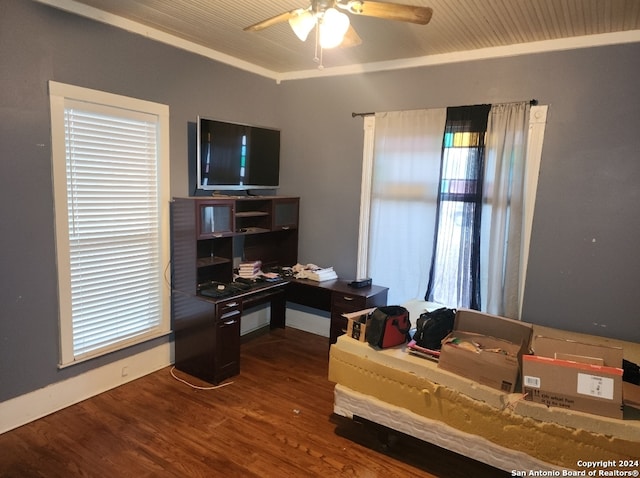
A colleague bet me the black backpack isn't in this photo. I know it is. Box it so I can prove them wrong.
[412,307,456,350]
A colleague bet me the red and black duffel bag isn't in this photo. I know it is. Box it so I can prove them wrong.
[366,306,411,349]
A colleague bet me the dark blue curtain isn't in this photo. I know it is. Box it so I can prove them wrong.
[425,105,490,309]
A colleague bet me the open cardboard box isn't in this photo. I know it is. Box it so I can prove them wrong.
[522,336,624,419]
[342,308,376,343]
[437,309,533,393]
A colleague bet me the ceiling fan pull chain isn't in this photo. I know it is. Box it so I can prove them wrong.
[313,22,324,69]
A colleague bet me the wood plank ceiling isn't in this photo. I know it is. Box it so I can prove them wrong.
[41,0,640,79]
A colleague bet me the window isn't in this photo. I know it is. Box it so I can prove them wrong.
[358,104,547,317]
[49,81,171,366]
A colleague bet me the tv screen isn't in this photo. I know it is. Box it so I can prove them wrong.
[197,117,280,191]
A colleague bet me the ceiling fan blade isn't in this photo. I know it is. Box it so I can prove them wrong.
[343,1,433,25]
[341,25,362,48]
[244,10,298,32]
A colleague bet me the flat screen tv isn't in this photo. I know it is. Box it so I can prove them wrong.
[197,117,280,191]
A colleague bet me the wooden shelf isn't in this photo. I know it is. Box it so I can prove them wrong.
[238,227,270,234]
[236,211,269,217]
[174,196,299,285]
[197,256,231,268]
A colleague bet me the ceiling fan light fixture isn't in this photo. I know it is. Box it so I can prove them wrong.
[289,9,315,41]
[344,0,364,15]
[319,8,350,49]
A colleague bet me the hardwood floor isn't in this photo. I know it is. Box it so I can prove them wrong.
[0,328,509,477]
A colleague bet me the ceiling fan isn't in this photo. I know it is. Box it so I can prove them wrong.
[244,0,433,68]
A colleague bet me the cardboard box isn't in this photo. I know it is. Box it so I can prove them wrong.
[623,382,640,409]
[437,309,533,393]
[342,308,375,343]
[623,358,640,409]
[522,336,624,419]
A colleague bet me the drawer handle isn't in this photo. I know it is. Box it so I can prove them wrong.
[223,319,237,326]
[225,302,239,308]
[221,310,240,320]
[342,296,355,301]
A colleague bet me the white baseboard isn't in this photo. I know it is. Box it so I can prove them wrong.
[0,342,172,435]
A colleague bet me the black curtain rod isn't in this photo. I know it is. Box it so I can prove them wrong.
[352,100,538,118]
[351,111,374,118]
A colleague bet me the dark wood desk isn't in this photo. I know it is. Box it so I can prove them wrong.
[172,280,288,385]
[173,278,388,384]
[286,279,389,344]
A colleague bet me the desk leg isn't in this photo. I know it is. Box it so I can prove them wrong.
[270,290,286,329]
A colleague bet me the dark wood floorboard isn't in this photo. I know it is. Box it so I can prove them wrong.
[0,328,510,477]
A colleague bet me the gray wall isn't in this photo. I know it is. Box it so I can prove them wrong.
[278,47,640,343]
[0,0,281,402]
[1,0,638,403]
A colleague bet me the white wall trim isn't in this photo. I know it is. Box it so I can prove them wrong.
[519,105,549,318]
[36,0,640,83]
[279,30,640,82]
[0,342,172,435]
[356,115,376,280]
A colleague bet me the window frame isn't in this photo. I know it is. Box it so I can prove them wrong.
[49,81,171,367]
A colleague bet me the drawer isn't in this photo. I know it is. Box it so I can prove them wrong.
[329,314,349,345]
[331,314,348,332]
[217,298,241,321]
[331,291,367,311]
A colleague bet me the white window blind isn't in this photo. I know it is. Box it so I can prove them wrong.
[50,82,170,366]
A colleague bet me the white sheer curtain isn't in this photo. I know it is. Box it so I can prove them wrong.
[367,109,447,305]
[481,102,530,317]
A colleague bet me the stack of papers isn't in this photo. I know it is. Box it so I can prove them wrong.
[292,263,339,282]
[307,267,338,282]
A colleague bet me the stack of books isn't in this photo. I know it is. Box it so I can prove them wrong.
[308,267,338,282]
[238,260,262,278]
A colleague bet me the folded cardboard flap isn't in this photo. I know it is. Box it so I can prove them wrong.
[342,308,376,342]
[624,382,640,408]
[454,309,533,351]
[524,354,624,376]
[554,353,603,365]
[342,308,376,324]
[532,335,623,367]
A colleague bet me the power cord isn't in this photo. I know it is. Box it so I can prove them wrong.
[170,366,234,390]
